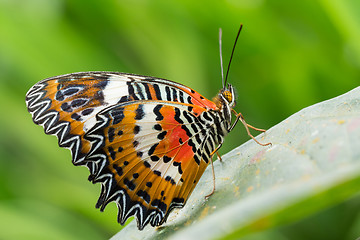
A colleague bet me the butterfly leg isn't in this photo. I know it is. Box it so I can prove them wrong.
[216,152,223,162]
[205,155,216,199]
[205,143,223,199]
[246,123,266,133]
[231,109,271,147]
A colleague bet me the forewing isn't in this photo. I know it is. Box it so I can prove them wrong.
[84,100,215,229]
[25,71,216,166]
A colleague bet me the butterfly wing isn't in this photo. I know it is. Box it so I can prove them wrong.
[25,71,219,229]
[25,71,217,166]
[84,100,215,229]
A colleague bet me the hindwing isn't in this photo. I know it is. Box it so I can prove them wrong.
[84,100,215,229]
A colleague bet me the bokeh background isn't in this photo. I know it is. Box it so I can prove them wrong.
[0,0,359,239]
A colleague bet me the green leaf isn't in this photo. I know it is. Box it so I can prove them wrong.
[111,87,360,240]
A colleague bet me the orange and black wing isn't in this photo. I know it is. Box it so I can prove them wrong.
[84,100,216,229]
[25,71,220,229]
[25,71,216,165]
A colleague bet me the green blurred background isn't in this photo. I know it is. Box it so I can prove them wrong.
[0,0,359,239]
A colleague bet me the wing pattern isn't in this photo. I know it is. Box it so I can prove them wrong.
[25,72,223,229]
[85,101,221,228]
[25,72,216,165]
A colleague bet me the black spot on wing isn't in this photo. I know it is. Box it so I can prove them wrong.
[178,164,183,174]
[134,125,140,134]
[148,143,158,156]
[63,87,80,96]
[154,124,162,131]
[153,105,163,121]
[108,127,115,142]
[136,190,151,204]
[108,146,116,160]
[124,178,136,191]
[110,107,125,125]
[194,154,200,165]
[174,108,183,124]
[71,99,88,108]
[173,161,183,174]
[144,161,151,168]
[82,108,94,116]
[61,102,72,112]
[188,139,196,153]
[71,113,82,121]
[157,131,167,140]
[163,155,171,163]
[165,176,176,185]
[55,91,65,101]
[135,104,145,120]
[151,156,160,162]
[187,96,193,104]
[113,164,123,176]
[151,199,167,213]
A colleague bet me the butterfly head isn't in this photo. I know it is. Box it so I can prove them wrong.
[213,83,236,124]
[221,83,236,107]
[218,83,236,108]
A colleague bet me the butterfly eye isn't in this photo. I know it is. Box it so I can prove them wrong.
[222,90,233,103]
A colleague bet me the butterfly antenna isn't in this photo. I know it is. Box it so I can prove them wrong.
[219,28,225,88]
[224,24,243,87]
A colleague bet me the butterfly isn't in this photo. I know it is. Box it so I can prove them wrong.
[25,25,269,230]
